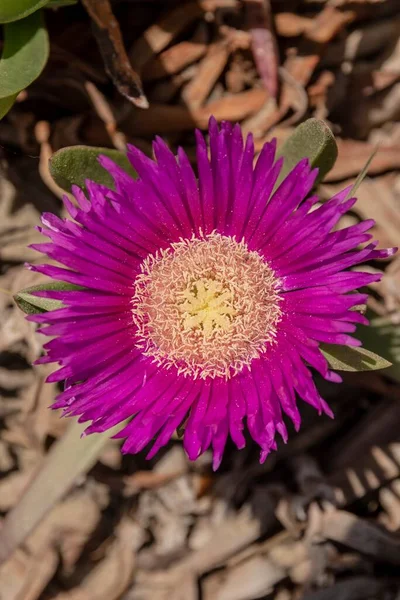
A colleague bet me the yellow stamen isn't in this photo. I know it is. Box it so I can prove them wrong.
[178,277,237,338]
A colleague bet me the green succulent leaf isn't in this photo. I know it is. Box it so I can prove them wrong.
[0,93,18,120]
[321,343,392,372]
[49,145,137,191]
[0,11,49,98]
[0,0,50,23]
[277,118,338,186]
[14,281,81,314]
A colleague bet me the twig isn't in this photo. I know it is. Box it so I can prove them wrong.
[35,121,68,200]
[84,81,127,151]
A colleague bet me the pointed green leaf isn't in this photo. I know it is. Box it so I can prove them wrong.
[14,281,81,314]
[0,11,49,98]
[0,0,50,23]
[0,93,17,120]
[277,118,338,186]
[49,145,137,191]
[321,344,392,372]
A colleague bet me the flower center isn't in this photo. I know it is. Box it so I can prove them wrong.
[178,277,237,338]
[131,233,282,379]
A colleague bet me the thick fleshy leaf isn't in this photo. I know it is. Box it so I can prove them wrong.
[0,93,17,119]
[49,145,137,191]
[0,0,49,23]
[277,118,338,186]
[321,343,392,372]
[14,281,81,314]
[0,11,49,98]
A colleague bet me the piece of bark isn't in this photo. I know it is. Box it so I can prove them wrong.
[143,24,208,82]
[319,509,400,565]
[52,518,136,600]
[326,140,400,181]
[129,2,204,71]
[329,442,400,506]
[84,81,127,151]
[380,479,400,531]
[215,555,285,600]
[82,0,148,109]
[274,13,314,38]
[0,547,58,600]
[305,7,356,43]
[181,41,230,109]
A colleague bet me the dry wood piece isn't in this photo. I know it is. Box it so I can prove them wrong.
[52,518,136,600]
[129,2,204,71]
[143,24,209,82]
[318,508,400,565]
[82,0,148,108]
[215,555,285,600]
[181,41,230,109]
[330,442,400,507]
[84,81,127,150]
[380,479,400,531]
[35,121,71,199]
[326,140,400,181]
[274,13,314,38]
[304,6,356,44]
[0,547,58,600]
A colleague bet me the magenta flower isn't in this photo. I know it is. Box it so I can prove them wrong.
[28,119,394,469]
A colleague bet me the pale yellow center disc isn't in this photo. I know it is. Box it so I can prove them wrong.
[131,233,282,379]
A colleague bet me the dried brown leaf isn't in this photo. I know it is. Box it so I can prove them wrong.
[82,0,148,108]
[326,140,400,181]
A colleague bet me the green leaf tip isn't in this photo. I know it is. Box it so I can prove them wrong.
[14,281,81,314]
[49,145,137,192]
[321,343,392,372]
[277,118,338,186]
[0,11,49,98]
